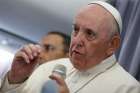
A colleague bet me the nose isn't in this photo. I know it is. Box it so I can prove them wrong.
[72,31,85,48]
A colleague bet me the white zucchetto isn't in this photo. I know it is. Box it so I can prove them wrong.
[89,1,122,33]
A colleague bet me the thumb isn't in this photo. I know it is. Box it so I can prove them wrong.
[49,73,65,86]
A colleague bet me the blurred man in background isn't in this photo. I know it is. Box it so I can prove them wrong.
[37,31,70,65]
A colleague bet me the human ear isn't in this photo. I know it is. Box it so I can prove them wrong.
[107,35,120,55]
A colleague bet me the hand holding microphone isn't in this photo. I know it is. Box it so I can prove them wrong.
[42,64,69,93]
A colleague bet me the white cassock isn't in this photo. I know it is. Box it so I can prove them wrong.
[0,55,140,93]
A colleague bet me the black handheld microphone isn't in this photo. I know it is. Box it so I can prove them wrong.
[41,64,67,93]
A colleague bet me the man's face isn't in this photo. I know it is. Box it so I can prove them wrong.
[38,34,66,64]
[69,5,113,71]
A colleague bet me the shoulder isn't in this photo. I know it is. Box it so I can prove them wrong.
[83,63,140,93]
[92,63,140,91]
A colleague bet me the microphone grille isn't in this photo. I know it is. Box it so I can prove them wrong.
[52,64,67,79]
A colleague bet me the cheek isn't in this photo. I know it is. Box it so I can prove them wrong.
[41,54,50,60]
[40,52,54,59]
[49,51,66,58]
[87,43,108,59]
[86,47,97,56]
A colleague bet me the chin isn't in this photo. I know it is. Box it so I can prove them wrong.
[71,59,85,70]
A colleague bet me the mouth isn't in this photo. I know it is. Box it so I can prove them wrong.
[73,50,81,54]
[71,50,83,56]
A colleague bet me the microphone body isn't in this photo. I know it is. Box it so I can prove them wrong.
[42,80,58,93]
[41,64,66,93]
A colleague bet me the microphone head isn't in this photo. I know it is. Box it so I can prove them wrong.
[52,64,67,79]
[41,64,67,93]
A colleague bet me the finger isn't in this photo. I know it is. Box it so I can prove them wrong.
[28,44,40,57]
[49,73,69,93]
[15,51,30,63]
[49,73,66,86]
[35,44,42,53]
[21,44,34,60]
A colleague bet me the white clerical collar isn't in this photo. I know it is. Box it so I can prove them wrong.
[78,54,117,76]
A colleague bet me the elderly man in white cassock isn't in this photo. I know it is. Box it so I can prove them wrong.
[0,1,140,93]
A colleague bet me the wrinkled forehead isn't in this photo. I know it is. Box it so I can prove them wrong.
[75,2,121,34]
[75,4,113,28]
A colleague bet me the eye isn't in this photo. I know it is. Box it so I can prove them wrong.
[85,29,97,41]
[44,44,55,51]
